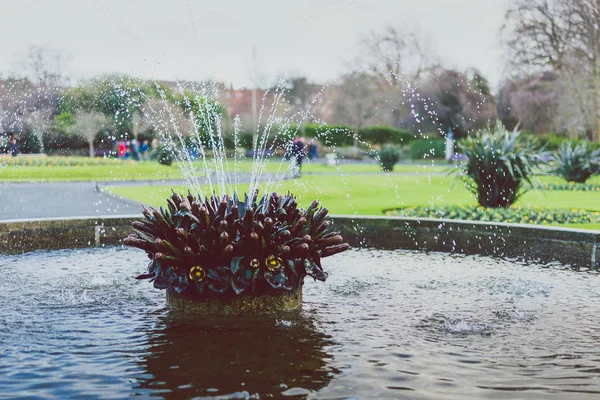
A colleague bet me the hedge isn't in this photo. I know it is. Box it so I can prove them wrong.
[300,123,354,147]
[520,132,600,151]
[358,126,415,145]
[409,138,446,159]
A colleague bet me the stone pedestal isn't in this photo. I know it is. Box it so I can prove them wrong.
[166,287,303,314]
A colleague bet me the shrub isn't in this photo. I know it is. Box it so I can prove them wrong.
[42,131,88,154]
[238,132,254,149]
[18,132,43,154]
[409,138,445,160]
[551,140,600,183]
[456,123,546,208]
[359,126,414,145]
[386,204,600,225]
[379,145,401,171]
[155,145,174,166]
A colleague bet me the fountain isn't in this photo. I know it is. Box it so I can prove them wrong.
[1,82,600,399]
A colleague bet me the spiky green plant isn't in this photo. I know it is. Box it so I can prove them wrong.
[551,140,600,183]
[456,123,546,208]
[124,191,349,297]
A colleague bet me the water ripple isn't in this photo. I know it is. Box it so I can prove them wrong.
[1,247,600,398]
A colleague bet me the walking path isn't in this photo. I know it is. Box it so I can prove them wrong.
[0,182,141,220]
[0,172,259,220]
[0,168,446,220]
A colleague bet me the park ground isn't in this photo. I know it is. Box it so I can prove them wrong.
[1,157,599,231]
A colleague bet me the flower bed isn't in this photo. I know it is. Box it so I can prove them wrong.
[541,182,600,192]
[0,156,130,167]
[386,205,600,225]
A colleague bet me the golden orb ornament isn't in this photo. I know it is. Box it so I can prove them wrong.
[189,266,206,282]
[250,258,260,269]
[265,255,283,271]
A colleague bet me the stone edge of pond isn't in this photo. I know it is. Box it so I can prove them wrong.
[0,214,598,268]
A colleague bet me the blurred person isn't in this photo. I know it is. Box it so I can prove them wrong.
[9,135,19,157]
[140,140,149,160]
[308,142,318,161]
[131,138,140,161]
[291,136,305,178]
[117,139,126,159]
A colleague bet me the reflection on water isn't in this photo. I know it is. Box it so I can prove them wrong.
[137,312,338,398]
[2,247,600,399]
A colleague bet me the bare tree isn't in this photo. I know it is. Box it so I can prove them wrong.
[0,78,36,133]
[357,25,436,86]
[353,25,438,128]
[554,66,595,136]
[141,98,191,140]
[408,69,497,137]
[330,72,382,144]
[22,109,52,152]
[503,0,600,140]
[68,111,113,157]
[503,0,573,71]
[17,45,66,85]
[1,46,66,140]
[497,72,559,133]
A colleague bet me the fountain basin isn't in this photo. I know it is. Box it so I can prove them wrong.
[2,246,600,398]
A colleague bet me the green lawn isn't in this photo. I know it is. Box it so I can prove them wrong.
[0,158,185,182]
[3,156,599,231]
[108,174,600,231]
[0,157,446,182]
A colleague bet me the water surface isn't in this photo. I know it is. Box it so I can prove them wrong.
[1,247,600,399]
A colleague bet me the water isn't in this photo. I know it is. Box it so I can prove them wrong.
[2,247,600,399]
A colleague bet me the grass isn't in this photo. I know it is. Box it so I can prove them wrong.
[108,174,600,231]
[0,163,185,182]
[0,156,447,182]
[0,157,185,182]
[4,155,598,231]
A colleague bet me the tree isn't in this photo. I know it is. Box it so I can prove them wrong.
[0,47,63,139]
[497,72,559,133]
[554,66,595,136]
[408,69,497,137]
[283,77,321,109]
[15,46,65,132]
[330,72,381,145]
[353,25,438,128]
[0,78,35,133]
[63,76,156,138]
[67,111,113,157]
[22,109,52,152]
[503,0,572,71]
[504,0,600,140]
[141,98,191,140]
[17,45,66,86]
[356,25,436,87]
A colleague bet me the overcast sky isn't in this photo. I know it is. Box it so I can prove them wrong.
[0,0,512,88]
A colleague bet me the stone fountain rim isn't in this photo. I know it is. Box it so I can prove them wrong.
[0,214,598,268]
[0,213,598,233]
